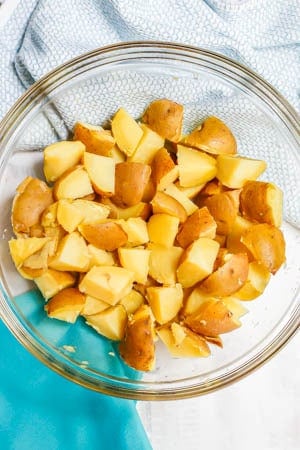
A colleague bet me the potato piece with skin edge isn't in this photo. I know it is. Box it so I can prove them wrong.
[9,237,51,269]
[226,215,253,257]
[147,213,180,247]
[177,238,220,288]
[142,99,183,142]
[87,245,115,268]
[41,202,58,228]
[177,145,217,187]
[181,286,215,317]
[56,199,84,233]
[183,116,237,155]
[199,253,249,297]
[235,261,271,300]
[111,108,143,156]
[81,295,110,316]
[45,287,86,323]
[241,223,285,274]
[240,180,283,227]
[43,141,85,182]
[118,247,151,284]
[113,162,151,207]
[71,199,110,224]
[73,122,115,156]
[119,305,156,371]
[176,207,217,249]
[175,181,205,199]
[151,147,179,190]
[12,177,53,235]
[83,152,115,196]
[117,217,149,247]
[151,191,187,223]
[79,221,128,251]
[101,198,151,221]
[79,265,134,305]
[48,231,90,272]
[84,304,128,341]
[120,290,145,315]
[216,154,267,189]
[185,298,241,337]
[34,269,76,300]
[147,243,184,285]
[53,165,94,200]
[202,191,240,235]
[147,284,183,325]
[163,183,198,216]
[157,324,210,358]
[128,124,165,164]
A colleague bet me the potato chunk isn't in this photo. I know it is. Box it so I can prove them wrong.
[9,237,51,268]
[235,261,271,300]
[216,154,267,188]
[73,122,115,156]
[79,221,128,251]
[176,207,217,248]
[43,140,85,182]
[128,124,165,164]
[45,287,86,323]
[202,191,239,235]
[157,324,210,358]
[113,162,151,207]
[177,145,217,187]
[147,284,183,325]
[148,243,183,285]
[147,213,180,247]
[240,181,283,227]
[119,305,156,371]
[34,268,76,300]
[118,247,151,284]
[151,191,187,223]
[151,147,179,190]
[53,166,94,200]
[12,177,53,235]
[48,231,90,272]
[84,304,128,341]
[142,98,183,142]
[83,152,115,196]
[79,265,134,305]
[111,108,143,156]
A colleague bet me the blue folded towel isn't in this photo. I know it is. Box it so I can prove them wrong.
[0,2,299,449]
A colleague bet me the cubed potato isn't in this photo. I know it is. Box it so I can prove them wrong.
[241,223,285,274]
[12,177,53,234]
[151,191,187,223]
[120,290,145,314]
[117,217,149,247]
[111,108,143,156]
[84,304,127,341]
[151,147,179,190]
[147,213,180,247]
[113,162,151,207]
[41,202,58,228]
[147,284,183,325]
[56,199,84,233]
[81,295,110,316]
[71,199,110,223]
[199,253,249,296]
[118,247,151,284]
[202,191,239,235]
[43,225,66,257]
[142,99,183,142]
[181,287,213,316]
[177,145,217,187]
[226,215,254,257]
[110,145,126,163]
[9,237,51,268]
[128,124,165,164]
[183,116,237,155]
[22,240,53,270]
[174,181,206,199]
[48,231,90,272]
[53,165,94,200]
[119,305,156,371]
[177,238,220,288]
[164,183,198,216]
[234,261,271,300]
[34,268,76,300]
[185,298,241,337]
[43,140,85,182]
[157,324,210,358]
[147,243,183,285]
[221,296,248,320]
[79,265,134,305]
[240,180,283,227]
[45,287,86,323]
[79,221,128,251]
[73,122,115,156]
[216,154,267,188]
[87,244,115,267]
[176,207,217,248]
[83,152,115,196]
[101,198,151,221]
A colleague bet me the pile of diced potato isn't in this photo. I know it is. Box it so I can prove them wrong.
[9,99,286,372]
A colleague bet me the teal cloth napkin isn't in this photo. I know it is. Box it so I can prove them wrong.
[0,293,152,450]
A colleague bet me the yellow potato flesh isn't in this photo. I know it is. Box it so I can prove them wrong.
[177,145,217,187]
[147,284,183,325]
[44,140,85,182]
[84,304,127,341]
[111,108,143,156]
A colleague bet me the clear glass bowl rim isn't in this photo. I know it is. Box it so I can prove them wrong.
[0,41,299,400]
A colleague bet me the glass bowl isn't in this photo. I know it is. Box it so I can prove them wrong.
[0,42,299,400]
